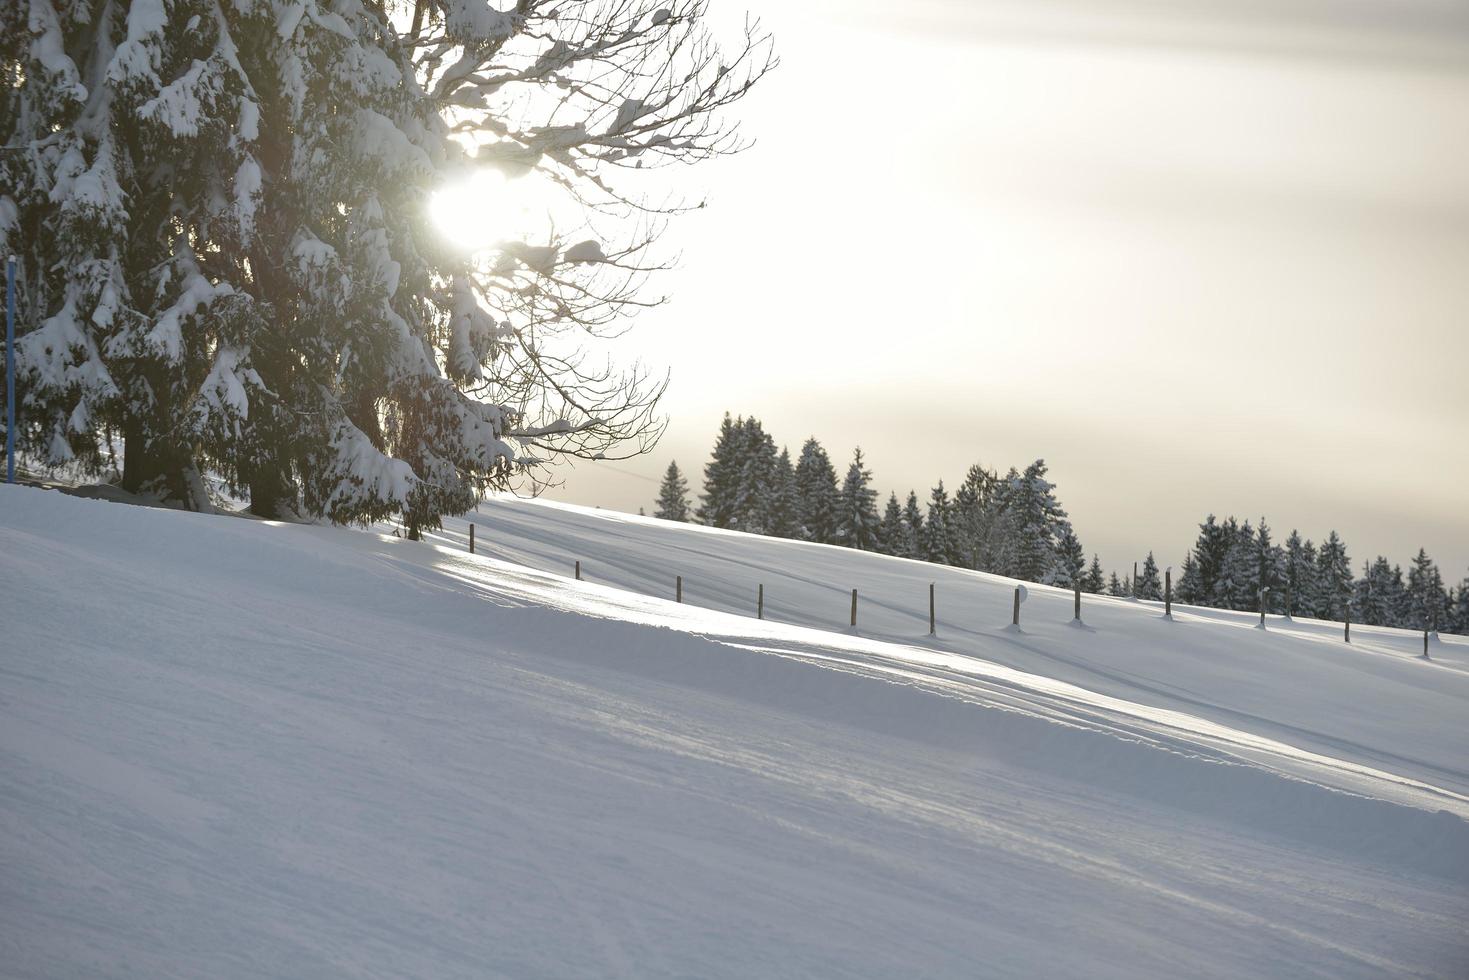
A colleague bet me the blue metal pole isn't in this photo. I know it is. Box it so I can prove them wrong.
[5,254,15,484]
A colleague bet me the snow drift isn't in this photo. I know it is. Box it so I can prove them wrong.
[1,486,1466,978]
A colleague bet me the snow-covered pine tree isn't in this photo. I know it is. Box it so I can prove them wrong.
[951,473,979,570]
[1282,530,1314,617]
[1449,576,1469,636]
[1006,459,1065,582]
[794,437,839,544]
[877,492,904,556]
[1135,552,1162,600]
[1255,518,1285,613]
[2,1,770,533]
[967,464,1003,572]
[1314,531,1353,619]
[1084,554,1105,594]
[985,467,1021,576]
[901,490,925,559]
[1176,552,1202,604]
[732,417,777,533]
[697,413,742,528]
[1187,515,1230,603]
[1388,564,1410,626]
[1425,562,1449,635]
[1405,548,1447,632]
[1107,571,1126,597]
[951,463,997,570]
[1354,557,1401,626]
[920,481,954,566]
[764,447,799,539]
[1049,520,1085,588]
[835,447,879,550]
[653,460,690,521]
[1217,520,1259,611]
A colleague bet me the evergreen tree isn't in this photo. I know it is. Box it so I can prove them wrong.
[1136,552,1163,600]
[920,481,955,566]
[951,463,1000,570]
[653,461,691,521]
[1355,557,1402,626]
[835,447,880,550]
[794,437,840,544]
[1299,539,1321,615]
[1255,518,1285,613]
[1282,530,1314,617]
[1315,531,1353,619]
[1,1,765,530]
[732,417,778,533]
[1007,459,1066,582]
[981,468,1019,576]
[1050,521,1086,588]
[1449,576,1469,636]
[902,490,926,560]
[1107,571,1126,597]
[1188,515,1231,603]
[1217,519,1259,610]
[1175,553,1203,604]
[952,473,981,570]
[1084,555,1106,594]
[877,492,905,557]
[1406,548,1448,631]
[697,414,742,528]
[764,448,800,540]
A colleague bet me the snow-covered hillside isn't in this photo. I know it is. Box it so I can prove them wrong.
[2,486,1466,978]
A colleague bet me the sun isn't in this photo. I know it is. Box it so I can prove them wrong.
[429,169,554,252]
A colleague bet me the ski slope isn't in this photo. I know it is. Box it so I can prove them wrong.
[2,485,1467,978]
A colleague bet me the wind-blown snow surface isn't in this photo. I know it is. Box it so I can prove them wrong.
[2,487,1466,978]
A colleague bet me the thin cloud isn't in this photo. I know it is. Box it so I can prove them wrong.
[884,0,1469,72]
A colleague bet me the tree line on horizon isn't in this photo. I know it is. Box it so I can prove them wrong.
[650,413,1469,636]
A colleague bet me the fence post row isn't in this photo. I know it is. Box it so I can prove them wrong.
[549,561,1415,655]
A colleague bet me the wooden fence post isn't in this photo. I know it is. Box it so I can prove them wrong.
[758,584,764,620]
[1165,569,1172,618]
[575,560,581,581]
[1073,582,1081,622]
[1344,613,1350,643]
[850,589,858,628]
[468,523,475,554]
[1012,587,1021,626]
[929,583,936,636]
[676,575,682,603]
[1424,629,1430,659]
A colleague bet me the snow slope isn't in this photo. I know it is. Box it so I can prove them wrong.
[2,485,1466,978]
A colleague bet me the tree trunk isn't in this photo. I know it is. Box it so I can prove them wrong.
[248,464,296,520]
[121,414,206,510]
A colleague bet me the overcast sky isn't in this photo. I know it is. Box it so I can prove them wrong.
[538,0,1469,579]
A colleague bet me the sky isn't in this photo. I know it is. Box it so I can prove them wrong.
[533,0,1469,579]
